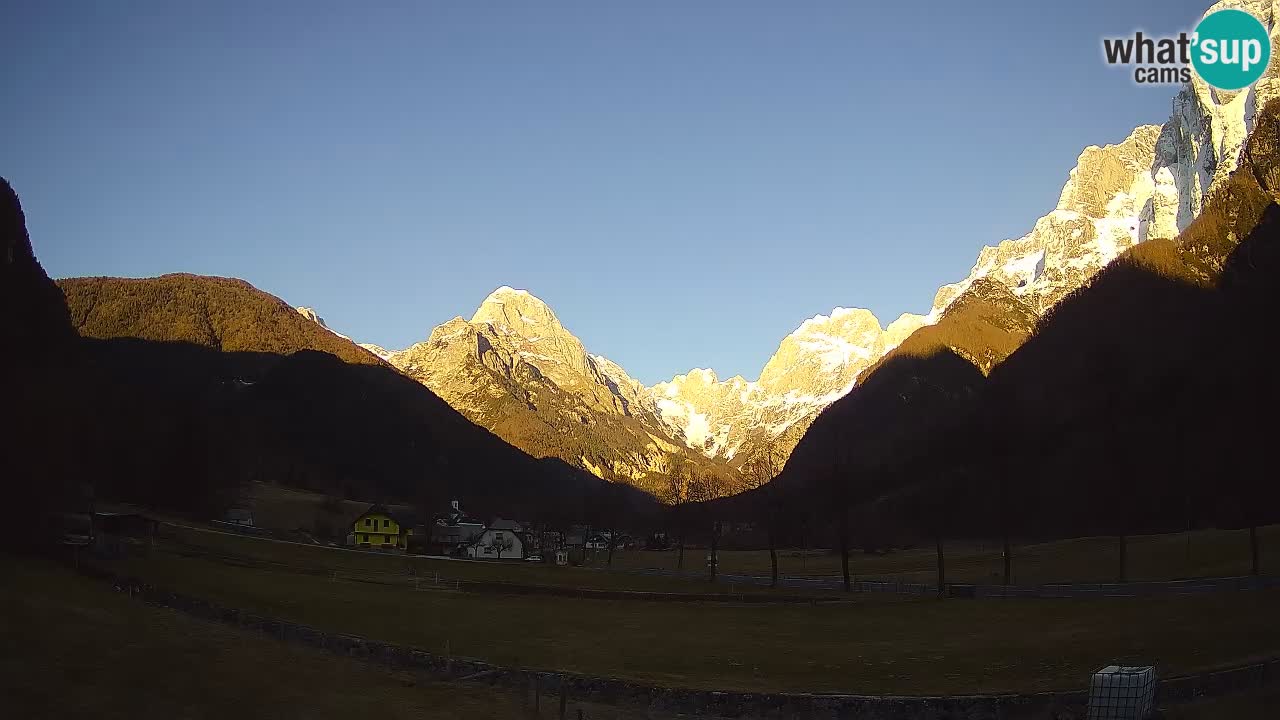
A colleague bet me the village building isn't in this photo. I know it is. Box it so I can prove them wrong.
[467,518,525,560]
[424,500,485,556]
[563,531,586,565]
[584,531,611,551]
[223,508,254,527]
[347,504,413,551]
[91,505,159,557]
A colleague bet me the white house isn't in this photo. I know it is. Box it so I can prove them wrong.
[466,519,524,560]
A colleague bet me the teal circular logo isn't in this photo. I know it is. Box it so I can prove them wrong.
[1192,9,1272,91]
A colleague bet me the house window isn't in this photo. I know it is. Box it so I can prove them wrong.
[359,534,366,543]
[383,519,390,528]
[365,518,372,527]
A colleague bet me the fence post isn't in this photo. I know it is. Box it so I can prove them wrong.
[559,679,568,720]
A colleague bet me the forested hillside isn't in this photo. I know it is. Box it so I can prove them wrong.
[60,274,383,366]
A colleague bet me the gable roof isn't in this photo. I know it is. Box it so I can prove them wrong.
[343,502,424,531]
[487,518,523,532]
[353,503,402,525]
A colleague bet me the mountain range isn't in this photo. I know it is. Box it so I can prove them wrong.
[12,0,1273,516]
[768,91,1280,550]
[22,263,654,523]
[293,0,1280,493]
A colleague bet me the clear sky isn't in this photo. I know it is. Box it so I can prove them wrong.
[3,0,1213,385]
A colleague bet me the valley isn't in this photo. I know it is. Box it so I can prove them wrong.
[6,1,1280,718]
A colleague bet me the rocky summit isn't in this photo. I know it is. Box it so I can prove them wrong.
[348,287,739,499]
[648,310,928,466]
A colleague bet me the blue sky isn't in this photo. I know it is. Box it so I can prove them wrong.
[3,0,1212,384]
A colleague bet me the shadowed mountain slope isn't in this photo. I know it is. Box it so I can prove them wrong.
[0,211,655,524]
[757,101,1280,547]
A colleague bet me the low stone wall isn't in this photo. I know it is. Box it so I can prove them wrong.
[84,564,1278,720]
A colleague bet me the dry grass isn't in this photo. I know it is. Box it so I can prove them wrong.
[234,482,1280,589]
[0,554,523,719]
[101,541,1280,696]
[599,525,1280,585]
[0,554,709,720]
[160,522,827,596]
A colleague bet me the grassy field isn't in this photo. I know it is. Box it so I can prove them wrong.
[0,554,703,720]
[595,525,1280,585]
[160,522,832,597]
[0,554,526,719]
[5,554,1276,718]
[101,538,1280,696]
[241,482,1278,586]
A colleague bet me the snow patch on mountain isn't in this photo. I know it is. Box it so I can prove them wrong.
[296,306,353,341]
[359,343,394,360]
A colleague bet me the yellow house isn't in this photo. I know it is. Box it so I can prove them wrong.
[349,504,413,551]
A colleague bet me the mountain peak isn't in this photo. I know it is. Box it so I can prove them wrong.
[471,286,561,330]
[794,307,881,337]
[490,285,532,299]
[295,306,352,341]
[296,306,327,328]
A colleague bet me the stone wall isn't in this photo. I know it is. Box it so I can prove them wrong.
[85,564,1278,720]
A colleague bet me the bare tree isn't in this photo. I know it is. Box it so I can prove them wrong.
[687,470,719,582]
[666,455,691,571]
[746,443,783,588]
[989,401,1015,586]
[491,532,514,560]
[594,484,624,569]
[831,432,853,593]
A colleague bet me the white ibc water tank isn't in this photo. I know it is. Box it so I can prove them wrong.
[1087,665,1156,720]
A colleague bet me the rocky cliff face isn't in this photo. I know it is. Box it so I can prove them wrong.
[296,306,354,341]
[360,287,737,498]
[653,0,1280,469]
[649,310,928,465]
[933,0,1280,317]
[2,177,75,355]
